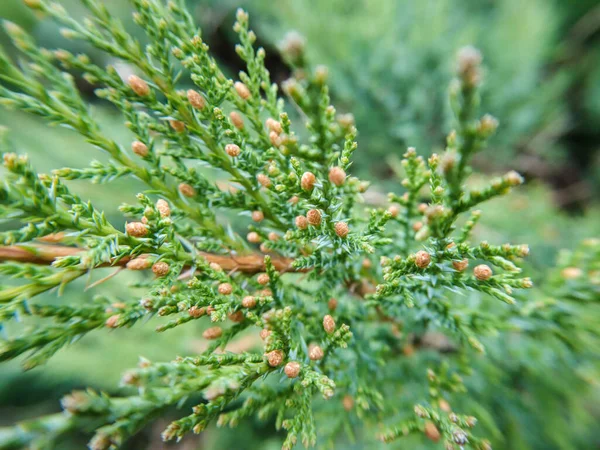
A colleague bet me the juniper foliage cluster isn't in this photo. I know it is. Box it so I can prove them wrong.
[0,1,597,449]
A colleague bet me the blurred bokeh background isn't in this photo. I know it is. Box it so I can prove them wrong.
[0,0,599,449]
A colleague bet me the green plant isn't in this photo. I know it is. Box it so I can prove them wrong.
[0,2,597,450]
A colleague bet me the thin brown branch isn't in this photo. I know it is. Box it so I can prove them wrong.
[0,244,296,274]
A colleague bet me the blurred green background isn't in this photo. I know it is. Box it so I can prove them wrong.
[0,0,599,449]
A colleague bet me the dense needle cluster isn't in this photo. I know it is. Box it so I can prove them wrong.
[1,1,596,450]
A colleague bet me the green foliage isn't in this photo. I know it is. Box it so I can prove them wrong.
[0,2,597,450]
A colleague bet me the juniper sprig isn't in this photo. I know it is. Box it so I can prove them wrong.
[1,1,591,449]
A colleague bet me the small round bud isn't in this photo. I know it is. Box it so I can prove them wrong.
[252,210,264,222]
[309,345,324,361]
[424,422,441,442]
[388,205,400,218]
[438,399,451,412]
[169,120,186,132]
[156,199,170,218]
[209,262,222,272]
[257,273,270,285]
[295,215,309,230]
[131,141,148,157]
[307,209,322,226]
[457,45,482,87]
[188,306,205,318]
[337,113,355,128]
[284,361,301,378]
[323,315,335,334]
[334,222,349,238]
[289,195,299,205]
[474,264,493,281]
[260,328,272,340]
[452,259,469,272]
[505,170,523,187]
[105,314,120,328]
[152,261,170,277]
[328,298,338,311]
[126,257,151,270]
[257,173,272,188]
[266,349,284,367]
[269,130,282,147]
[268,232,279,242]
[280,31,306,63]
[234,81,251,100]
[228,311,244,323]
[453,430,468,445]
[415,250,431,269]
[315,65,329,84]
[328,167,346,186]
[178,183,196,197]
[247,232,261,243]
[301,171,316,191]
[203,326,222,340]
[266,118,283,134]
[242,296,256,308]
[561,267,582,280]
[225,143,240,157]
[418,203,428,214]
[126,222,148,237]
[412,221,423,232]
[128,75,150,96]
[230,111,244,129]
[187,89,205,109]
[342,395,354,411]
[218,283,233,295]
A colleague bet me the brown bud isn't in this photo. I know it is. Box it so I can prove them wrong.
[218,283,233,295]
[268,232,279,242]
[269,131,281,147]
[152,261,170,277]
[266,118,283,134]
[452,259,469,272]
[209,262,222,272]
[474,264,493,281]
[251,210,264,222]
[415,250,431,269]
[178,183,196,197]
[203,326,222,340]
[284,361,301,378]
[234,81,251,100]
[126,257,151,270]
[105,314,120,328]
[242,295,256,308]
[412,221,423,232]
[156,199,170,218]
[388,205,400,218]
[334,222,349,238]
[187,89,205,109]
[505,170,523,186]
[266,349,284,367]
[301,171,316,191]
[128,75,150,96]
[257,273,270,285]
[342,395,354,411]
[260,328,271,340]
[328,298,338,311]
[418,203,428,214]
[131,141,148,157]
[169,120,186,132]
[424,421,441,442]
[228,310,244,323]
[257,173,272,188]
[307,209,322,226]
[230,111,244,129]
[309,344,324,361]
[247,232,261,243]
[188,306,206,318]
[438,399,452,412]
[323,315,336,334]
[328,167,346,186]
[295,215,309,230]
[289,195,299,205]
[126,222,148,237]
[225,143,240,157]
